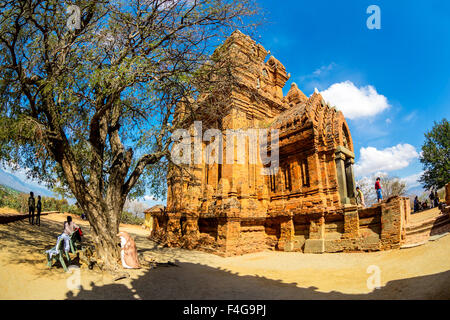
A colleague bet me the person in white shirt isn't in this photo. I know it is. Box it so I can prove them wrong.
[63,216,79,235]
[60,216,79,252]
[356,186,365,208]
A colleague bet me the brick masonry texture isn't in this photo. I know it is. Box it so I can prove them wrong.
[150,31,411,255]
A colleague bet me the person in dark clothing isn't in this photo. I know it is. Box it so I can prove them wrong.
[28,192,35,225]
[414,196,420,213]
[36,195,42,226]
[429,191,435,208]
[434,191,439,208]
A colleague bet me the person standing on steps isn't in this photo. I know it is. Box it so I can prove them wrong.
[36,195,42,226]
[414,196,420,213]
[434,190,439,208]
[356,186,365,208]
[429,191,435,208]
[375,177,383,203]
[28,192,35,225]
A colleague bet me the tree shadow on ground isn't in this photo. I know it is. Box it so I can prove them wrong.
[0,218,94,272]
[66,261,450,300]
[2,217,449,299]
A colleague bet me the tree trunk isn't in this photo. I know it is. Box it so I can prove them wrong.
[83,203,123,271]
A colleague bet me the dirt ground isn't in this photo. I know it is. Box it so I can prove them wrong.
[0,212,449,300]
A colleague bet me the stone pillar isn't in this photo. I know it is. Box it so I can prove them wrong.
[380,197,403,250]
[304,213,325,253]
[335,152,349,204]
[342,204,359,239]
[345,158,355,199]
[446,183,450,206]
[150,214,160,237]
[309,153,323,190]
[442,183,450,215]
[217,217,241,256]
[166,214,182,247]
[278,217,294,251]
[216,181,241,256]
[395,196,411,242]
[335,146,356,205]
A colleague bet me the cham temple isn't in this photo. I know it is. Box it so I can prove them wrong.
[149,31,413,256]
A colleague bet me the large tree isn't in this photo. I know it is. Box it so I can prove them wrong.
[0,0,258,270]
[419,118,450,190]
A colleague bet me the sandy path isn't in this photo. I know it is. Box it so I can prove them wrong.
[0,213,449,300]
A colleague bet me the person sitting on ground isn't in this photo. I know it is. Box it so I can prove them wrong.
[375,177,383,203]
[356,187,365,208]
[36,195,42,226]
[28,192,35,225]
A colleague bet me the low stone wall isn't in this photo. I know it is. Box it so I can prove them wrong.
[149,196,410,256]
[0,212,51,224]
[380,197,409,250]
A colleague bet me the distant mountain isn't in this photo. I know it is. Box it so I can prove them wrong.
[0,168,55,198]
[407,186,426,197]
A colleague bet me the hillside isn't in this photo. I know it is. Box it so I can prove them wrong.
[0,168,55,197]
[0,184,22,197]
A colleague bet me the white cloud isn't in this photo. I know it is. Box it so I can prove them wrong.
[401,171,424,189]
[312,63,336,76]
[318,81,390,119]
[356,171,387,184]
[143,195,156,201]
[404,111,417,122]
[354,144,419,177]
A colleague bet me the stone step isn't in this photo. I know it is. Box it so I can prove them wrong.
[401,241,428,249]
[406,213,450,235]
[403,212,450,247]
[407,211,449,227]
[429,232,449,242]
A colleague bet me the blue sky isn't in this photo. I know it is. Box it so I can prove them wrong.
[4,1,449,207]
[255,0,450,188]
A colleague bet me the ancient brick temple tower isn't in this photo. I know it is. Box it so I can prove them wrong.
[150,31,410,255]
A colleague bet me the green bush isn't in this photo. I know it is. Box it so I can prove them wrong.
[0,185,77,214]
[0,185,143,226]
[120,211,144,225]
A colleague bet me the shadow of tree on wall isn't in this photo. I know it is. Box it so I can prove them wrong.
[65,261,450,300]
